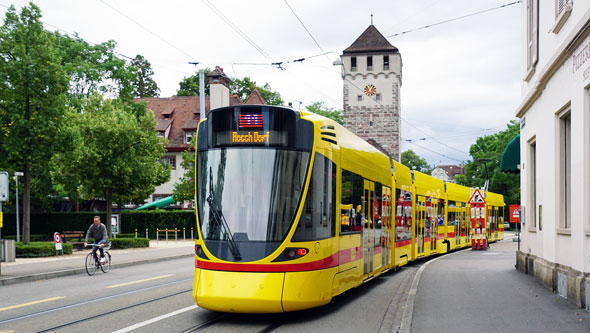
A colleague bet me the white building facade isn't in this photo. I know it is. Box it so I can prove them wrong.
[515,0,590,310]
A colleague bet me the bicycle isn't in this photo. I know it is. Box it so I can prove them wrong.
[85,242,112,276]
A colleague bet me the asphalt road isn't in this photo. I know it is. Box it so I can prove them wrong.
[0,256,417,332]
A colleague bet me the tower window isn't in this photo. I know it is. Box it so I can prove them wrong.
[367,56,373,71]
[376,93,382,101]
[351,57,357,71]
[383,56,389,70]
[357,95,363,102]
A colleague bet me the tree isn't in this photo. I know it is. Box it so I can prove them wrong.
[177,68,211,96]
[54,33,137,109]
[306,101,343,124]
[130,54,160,98]
[52,95,170,236]
[455,120,520,208]
[172,140,196,203]
[230,77,283,105]
[401,150,432,174]
[0,3,69,244]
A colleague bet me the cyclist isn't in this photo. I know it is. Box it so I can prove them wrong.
[84,216,108,263]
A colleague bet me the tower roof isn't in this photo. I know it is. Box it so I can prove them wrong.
[343,25,398,54]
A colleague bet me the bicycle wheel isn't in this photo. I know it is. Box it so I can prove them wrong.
[85,253,97,276]
[100,251,111,273]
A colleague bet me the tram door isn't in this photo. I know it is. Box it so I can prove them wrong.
[415,196,425,257]
[363,180,375,275]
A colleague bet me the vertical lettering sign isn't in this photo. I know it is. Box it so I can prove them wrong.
[232,112,270,144]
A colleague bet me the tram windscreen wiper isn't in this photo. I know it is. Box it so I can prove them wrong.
[206,168,242,261]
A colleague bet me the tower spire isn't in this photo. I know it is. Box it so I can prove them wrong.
[371,12,373,25]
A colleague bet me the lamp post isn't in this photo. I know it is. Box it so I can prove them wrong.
[14,172,23,242]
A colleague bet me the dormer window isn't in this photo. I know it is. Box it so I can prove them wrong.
[185,130,195,144]
[163,114,170,119]
[157,131,164,138]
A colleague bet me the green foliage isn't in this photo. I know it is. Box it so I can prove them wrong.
[401,150,432,174]
[305,101,343,124]
[455,120,520,207]
[230,77,283,105]
[129,54,160,98]
[121,210,196,238]
[0,212,106,238]
[3,234,49,242]
[110,237,149,249]
[0,3,70,243]
[177,68,211,96]
[173,140,196,202]
[16,242,73,257]
[54,33,137,109]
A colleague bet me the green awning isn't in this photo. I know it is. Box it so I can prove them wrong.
[136,196,175,210]
[500,134,520,173]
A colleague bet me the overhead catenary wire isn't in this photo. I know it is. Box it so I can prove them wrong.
[387,1,521,37]
[201,0,273,63]
[98,0,198,62]
[283,0,332,64]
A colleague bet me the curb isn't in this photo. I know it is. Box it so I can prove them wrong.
[0,253,193,287]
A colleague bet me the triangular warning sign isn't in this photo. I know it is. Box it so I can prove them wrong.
[469,189,485,204]
[512,209,519,217]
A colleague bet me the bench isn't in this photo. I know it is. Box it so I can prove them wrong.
[62,231,86,251]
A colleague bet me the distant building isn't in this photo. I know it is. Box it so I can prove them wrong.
[515,0,590,310]
[339,25,402,161]
[136,66,266,208]
[431,165,464,183]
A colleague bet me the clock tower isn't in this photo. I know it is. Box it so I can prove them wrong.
[340,25,402,161]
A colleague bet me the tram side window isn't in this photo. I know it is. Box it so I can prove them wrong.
[448,201,456,226]
[374,183,382,247]
[395,189,412,242]
[341,169,364,233]
[293,153,336,241]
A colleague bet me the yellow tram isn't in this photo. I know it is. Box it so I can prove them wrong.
[192,105,505,313]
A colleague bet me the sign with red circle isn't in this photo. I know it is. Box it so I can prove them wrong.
[54,232,63,251]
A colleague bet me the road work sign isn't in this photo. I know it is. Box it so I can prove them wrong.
[509,205,520,223]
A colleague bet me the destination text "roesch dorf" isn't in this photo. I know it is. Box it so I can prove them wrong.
[232,131,270,143]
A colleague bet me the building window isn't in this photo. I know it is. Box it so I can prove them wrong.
[376,93,382,101]
[351,57,357,72]
[383,55,389,70]
[157,131,164,138]
[185,130,195,144]
[528,140,537,228]
[357,95,363,102]
[367,56,373,71]
[526,0,539,72]
[162,156,176,170]
[559,111,571,229]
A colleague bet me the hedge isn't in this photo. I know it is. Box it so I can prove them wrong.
[1,210,197,240]
[110,238,150,249]
[16,242,73,258]
[3,234,49,242]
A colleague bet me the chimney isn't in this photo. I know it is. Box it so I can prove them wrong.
[208,66,231,112]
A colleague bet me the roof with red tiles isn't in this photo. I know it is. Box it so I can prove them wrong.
[138,89,267,151]
[343,25,398,54]
[434,165,465,178]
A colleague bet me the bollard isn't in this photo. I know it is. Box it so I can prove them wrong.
[146,228,148,239]
[135,228,138,238]
[191,227,194,240]
[183,227,186,240]
[156,228,159,245]
[175,228,178,241]
[166,228,168,244]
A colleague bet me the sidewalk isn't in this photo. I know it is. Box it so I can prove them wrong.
[411,232,590,332]
[0,239,194,287]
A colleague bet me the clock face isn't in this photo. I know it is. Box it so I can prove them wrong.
[364,84,376,96]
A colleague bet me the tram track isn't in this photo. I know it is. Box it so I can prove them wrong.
[36,288,192,333]
[181,314,286,333]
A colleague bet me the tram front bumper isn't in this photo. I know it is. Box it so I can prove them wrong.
[194,268,285,313]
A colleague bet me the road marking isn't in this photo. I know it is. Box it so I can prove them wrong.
[481,252,500,255]
[107,274,175,289]
[112,305,198,333]
[0,297,65,312]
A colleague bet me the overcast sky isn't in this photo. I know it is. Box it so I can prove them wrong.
[1,0,522,166]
